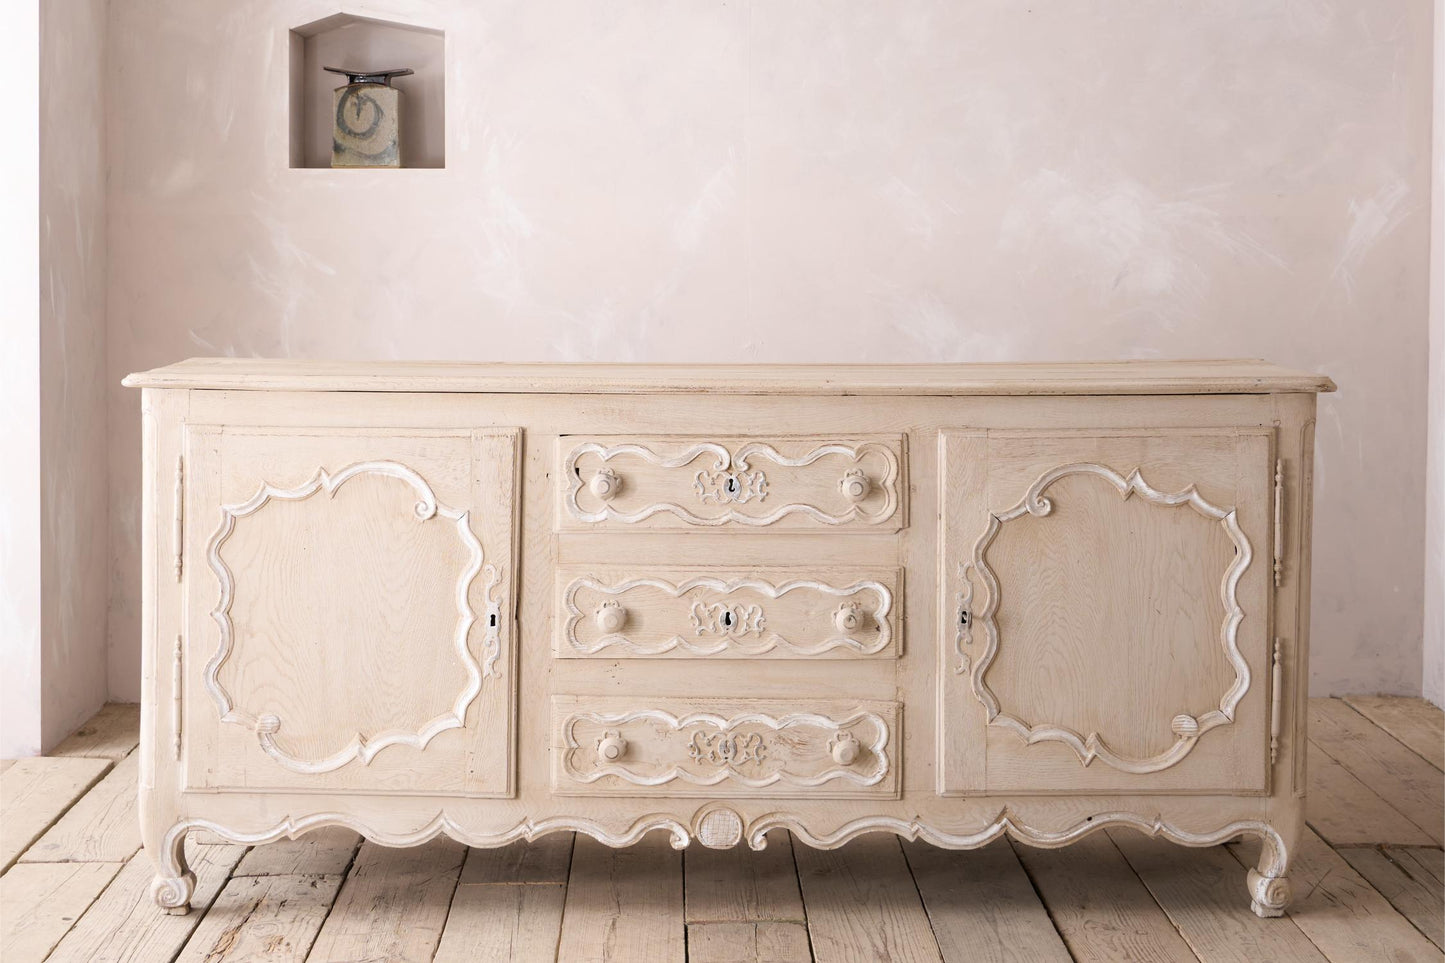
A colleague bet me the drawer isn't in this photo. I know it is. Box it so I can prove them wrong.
[551,696,899,798]
[558,435,904,530]
[557,566,900,659]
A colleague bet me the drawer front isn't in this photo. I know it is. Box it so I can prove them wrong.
[558,435,904,530]
[552,697,899,798]
[557,567,900,659]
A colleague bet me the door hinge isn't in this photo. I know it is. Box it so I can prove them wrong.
[1270,637,1283,765]
[172,634,183,760]
[1272,458,1284,587]
[173,456,184,581]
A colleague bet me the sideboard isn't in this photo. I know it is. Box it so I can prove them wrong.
[123,359,1333,916]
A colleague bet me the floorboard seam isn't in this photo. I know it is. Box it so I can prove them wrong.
[1004,837,1079,963]
[1336,698,1445,774]
[2,757,116,873]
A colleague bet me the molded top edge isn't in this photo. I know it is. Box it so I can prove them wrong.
[123,358,1337,395]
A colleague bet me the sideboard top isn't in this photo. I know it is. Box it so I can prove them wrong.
[123,358,1335,395]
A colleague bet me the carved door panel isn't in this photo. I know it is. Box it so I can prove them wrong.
[179,426,518,796]
[939,429,1273,795]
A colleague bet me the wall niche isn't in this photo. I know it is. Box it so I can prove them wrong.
[289,13,445,169]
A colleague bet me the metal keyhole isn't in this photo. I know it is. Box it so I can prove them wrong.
[726,476,738,494]
[959,611,970,627]
[722,611,734,628]
[489,613,498,628]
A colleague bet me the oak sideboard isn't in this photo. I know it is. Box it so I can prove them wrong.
[124,358,1334,917]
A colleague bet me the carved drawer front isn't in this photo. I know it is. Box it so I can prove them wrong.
[180,426,519,797]
[552,696,899,798]
[558,435,904,531]
[557,567,900,659]
[938,428,1274,796]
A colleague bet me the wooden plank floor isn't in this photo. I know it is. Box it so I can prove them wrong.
[2,697,1440,962]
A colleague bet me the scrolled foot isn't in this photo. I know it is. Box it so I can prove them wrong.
[151,872,196,915]
[1247,868,1290,917]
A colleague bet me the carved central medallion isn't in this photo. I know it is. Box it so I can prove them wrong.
[688,731,769,768]
[695,468,768,504]
[689,601,767,638]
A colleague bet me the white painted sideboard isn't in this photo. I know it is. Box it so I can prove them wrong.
[124,359,1334,917]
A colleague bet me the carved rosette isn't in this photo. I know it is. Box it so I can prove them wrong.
[693,807,745,849]
[967,463,1253,774]
[204,461,498,774]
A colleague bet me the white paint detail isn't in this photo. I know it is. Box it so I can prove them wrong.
[202,460,492,774]
[151,808,1291,911]
[562,708,890,788]
[564,441,899,526]
[564,575,892,657]
[953,561,974,673]
[969,462,1253,774]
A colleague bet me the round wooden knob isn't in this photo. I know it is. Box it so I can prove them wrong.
[833,602,866,633]
[595,601,627,634]
[597,731,628,763]
[589,468,621,501]
[839,469,871,503]
[830,732,860,766]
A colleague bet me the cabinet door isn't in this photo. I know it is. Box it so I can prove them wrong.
[179,426,518,796]
[939,428,1273,795]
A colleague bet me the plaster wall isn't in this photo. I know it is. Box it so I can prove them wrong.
[39,0,111,748]
[106,0,1436,701]
[1425,0,1444,708]
[1,1,43,758]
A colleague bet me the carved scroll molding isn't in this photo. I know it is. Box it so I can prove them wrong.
[563,440,899,526]
[953,561,974,675]
[563,575,893,657]
[969,463,1253,775]
[560,708,890,789]
[204,460,498,774]
[159,806,1284,860]
[154,806,1288,909]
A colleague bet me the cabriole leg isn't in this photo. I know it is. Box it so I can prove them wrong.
[148,825,195,915]
[1245,826,1294,918]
